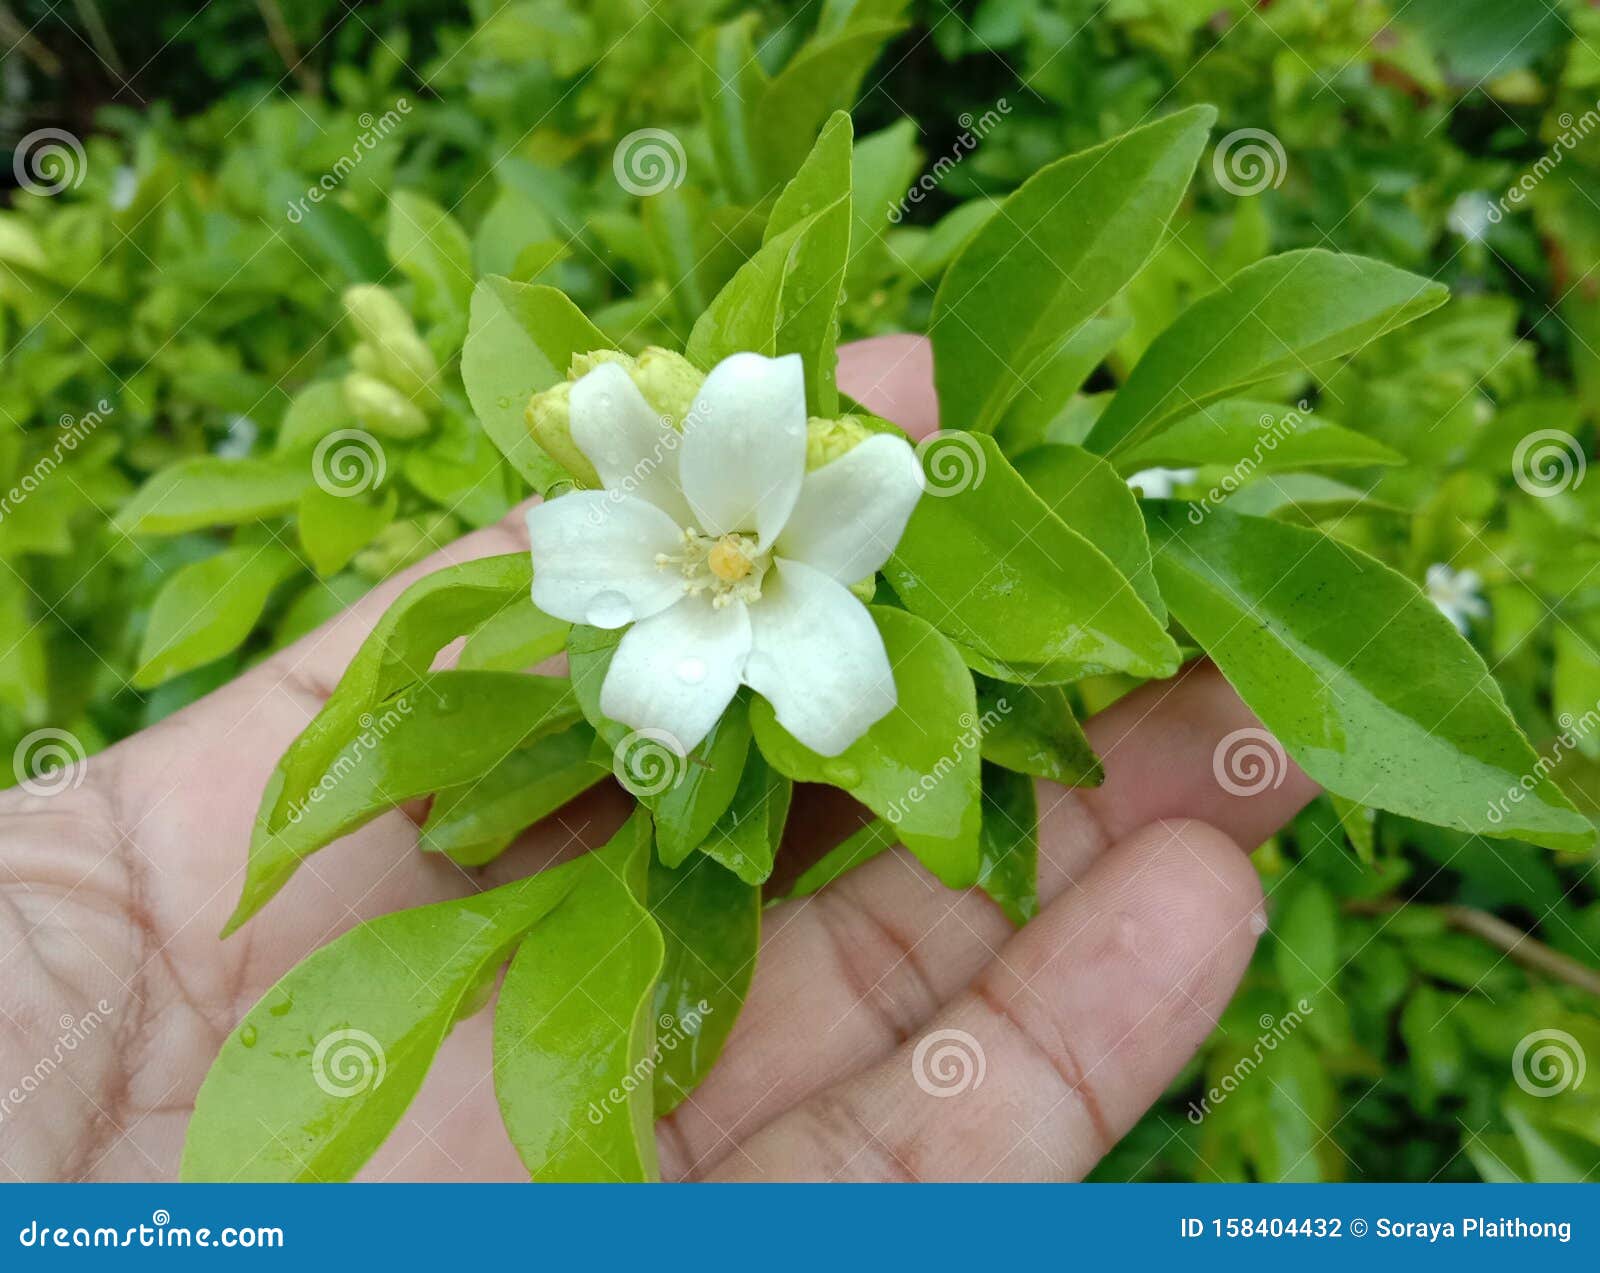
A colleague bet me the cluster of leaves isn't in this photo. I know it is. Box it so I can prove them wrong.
[7,0,1600,1182]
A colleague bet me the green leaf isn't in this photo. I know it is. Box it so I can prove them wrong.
[1328,794,1377,865]
[698,17,766,204]
[753,21,904,190]
[787,819,897,898]
[235,555,542,931]
[1086,251,1450,457]
[275,380,354,455]
[234,670,579,930]
[1015,442,1165,623]
[697,743,793,884]
[1146,504,1595,852]
[458,594,570,671]
[976,675,1102,786]
[181,866,577,1182]
[134,546,298,687]
[421,723,605,867]
[462,278,607,493]
[995,315,1129,456]
[885,432,1179,682]
[387,191,473,326]
[978,762,1038,927]
[115,456,313,536]
[298,484,397,577]
[494,812,663,1182]
[751,607,981,888]
[280,183,387,282]
[931,106,1215,435]
[849,119,920,285]
[1117,399,1406,475]
[648,853,760,1115]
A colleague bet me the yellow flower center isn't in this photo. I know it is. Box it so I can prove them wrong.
[655,529,769,608]
[708,536,752,583]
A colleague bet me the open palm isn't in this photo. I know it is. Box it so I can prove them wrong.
[0,337,1314,1182]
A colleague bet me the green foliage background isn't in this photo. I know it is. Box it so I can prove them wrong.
[4,0,1599,1181]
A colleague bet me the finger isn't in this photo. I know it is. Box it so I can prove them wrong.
[655,663,1314,1177]
[705,817,1265,1181]
[836,334,938,439]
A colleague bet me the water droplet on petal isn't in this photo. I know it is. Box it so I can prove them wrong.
[675,656,707,685]
[586,590,635,628]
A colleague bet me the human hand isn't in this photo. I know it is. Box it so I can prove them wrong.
[0,336,1316,1182]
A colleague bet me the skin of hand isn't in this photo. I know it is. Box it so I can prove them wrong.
[0,335,1318,1183]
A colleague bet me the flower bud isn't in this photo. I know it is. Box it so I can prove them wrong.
[344,371,430,439]
[525,379,601,487]
[805,414,872,471]
[343,284,439,404]
[632,346,703,425]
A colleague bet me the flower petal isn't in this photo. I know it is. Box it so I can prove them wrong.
[743,559,895,756]
[525,493,684,627]
[600,597,752,754]
[679,352,806,546]
[777,433,924,583]
[569,362,694,526]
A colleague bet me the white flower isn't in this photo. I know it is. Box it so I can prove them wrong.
[1447,192,1494,243]
[1426,563,1488,634]
[1126,467,1197,499]
[527,352,925,756]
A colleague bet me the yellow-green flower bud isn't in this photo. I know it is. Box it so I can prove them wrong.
[632,346,703,425]
[354,511,459,580]
[343,284,439,404]
[525,379,600,487]
[344,371,430,439]
[805,414,872,471]
[568,349,635,379]
[350,342,384,379]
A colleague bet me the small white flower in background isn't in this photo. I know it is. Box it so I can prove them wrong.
[1126,467,1197,499]
[527,352,925,756]
[214,414,259,458]
[1426,563,1488,633]
[1447,192,1494,243]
